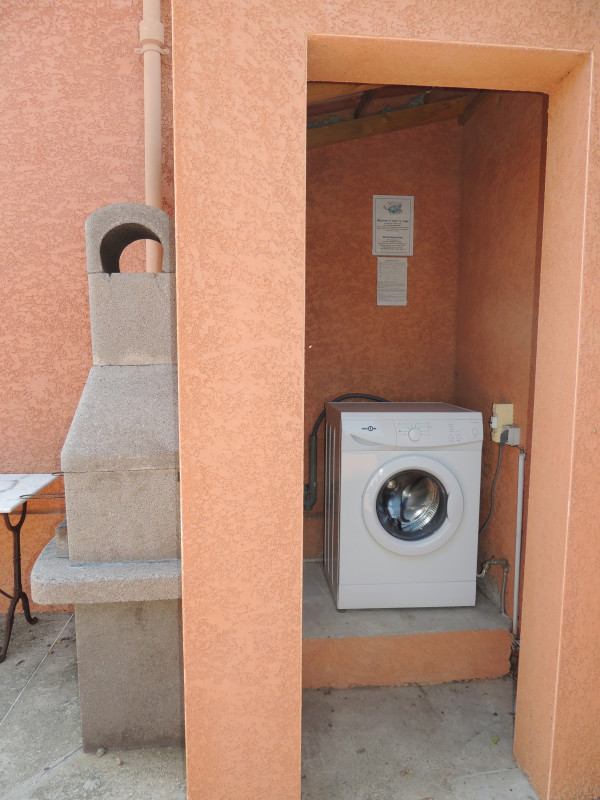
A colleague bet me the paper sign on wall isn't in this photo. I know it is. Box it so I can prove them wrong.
[373,195,414,256]
[377,258,407,306]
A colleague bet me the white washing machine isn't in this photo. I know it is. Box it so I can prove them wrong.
[323,402,483,609]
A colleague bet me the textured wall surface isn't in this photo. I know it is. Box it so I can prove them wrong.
[172,3,599,798]
[303,628,513,688]
[2,1,140,473]
[171,3,306,798]
[455,91,545,619]
[512,61,598,800]
[4,0,600,798]
[0,0,173,473]
[0,0,173,609]
[305,121,461,558]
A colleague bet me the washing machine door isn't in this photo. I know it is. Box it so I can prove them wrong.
[362,455,464,556]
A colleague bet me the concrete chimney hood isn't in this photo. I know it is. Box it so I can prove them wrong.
[32,203,184,751]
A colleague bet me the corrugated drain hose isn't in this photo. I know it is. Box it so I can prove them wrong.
[303,393,390,511]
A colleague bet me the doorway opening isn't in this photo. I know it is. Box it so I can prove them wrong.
[303,78,546,627]
[301,34,592,797]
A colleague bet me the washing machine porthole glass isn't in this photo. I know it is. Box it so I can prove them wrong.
[376,469,448,541]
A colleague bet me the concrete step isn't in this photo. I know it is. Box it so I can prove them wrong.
[302,561,513,689]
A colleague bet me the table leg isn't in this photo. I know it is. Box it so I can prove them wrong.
[1,503,38,664]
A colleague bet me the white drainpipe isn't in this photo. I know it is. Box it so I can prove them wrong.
[512,449,526,636]
[138,0,166,272]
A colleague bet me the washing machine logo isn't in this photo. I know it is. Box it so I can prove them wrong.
[362,426,377,432]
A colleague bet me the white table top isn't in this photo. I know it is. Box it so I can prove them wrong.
[0,474,59,514]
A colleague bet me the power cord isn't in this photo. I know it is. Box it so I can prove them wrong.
[478,428,508,537]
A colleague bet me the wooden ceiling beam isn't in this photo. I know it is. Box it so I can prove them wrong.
[360,84,431,101]
[308,93,369,118]
[424,87,446,104]
[307,82,431,109]
[307,82,384,104]
[307,95,470,150]
[425,87,477,104]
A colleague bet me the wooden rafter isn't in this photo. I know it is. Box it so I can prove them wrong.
[424,87,447,104]
[307,82,384,104]
[353,88,379,119]
[307,95,471,150]
[307,83,432,114]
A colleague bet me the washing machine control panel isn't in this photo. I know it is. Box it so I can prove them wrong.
[396,422,431,445]
[396,419,483,447]
[408,427,421,442]
[341,414,483,450]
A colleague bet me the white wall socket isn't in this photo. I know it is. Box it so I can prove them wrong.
[491,403,514,442]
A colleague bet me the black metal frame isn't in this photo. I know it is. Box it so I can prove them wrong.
[0,502,38,663]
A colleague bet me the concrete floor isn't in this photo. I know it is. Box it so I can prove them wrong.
[0,611,538,800]
[302,680,538,800]
[0,613,186,800]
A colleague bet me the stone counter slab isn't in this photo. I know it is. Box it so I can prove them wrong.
[31,539,181,605]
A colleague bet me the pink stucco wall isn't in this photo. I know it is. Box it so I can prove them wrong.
[0,0,173,602]
[513,60,597,800]
[305,120,461,557]
[172,4,598,799]
[455,91,546,619]
[1,0,174,475]
[3,1,600,799]
[4,1,133,472]
[171,4,305,798]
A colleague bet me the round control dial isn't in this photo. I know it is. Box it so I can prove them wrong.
[408,427,421,442]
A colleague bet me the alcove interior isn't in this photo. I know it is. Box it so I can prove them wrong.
[302,83,547,675]
[115,238,164,272]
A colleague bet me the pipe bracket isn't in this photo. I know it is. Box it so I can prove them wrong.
[135,44,170,55]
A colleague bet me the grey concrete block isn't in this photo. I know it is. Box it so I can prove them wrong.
[54,518,68,558]
[64,469,180,563]
[61,364,178,473]
[85,203,175,274]
[75,600,184,751]
[88,273,177,366]
[31,539,182,605]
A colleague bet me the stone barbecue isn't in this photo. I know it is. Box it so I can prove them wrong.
[32,203,183,751]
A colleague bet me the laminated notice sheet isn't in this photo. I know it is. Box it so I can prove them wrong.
[373,195,414,256]
[377,257,407,306]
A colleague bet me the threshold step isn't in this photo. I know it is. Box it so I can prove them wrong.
[302,561,513,689]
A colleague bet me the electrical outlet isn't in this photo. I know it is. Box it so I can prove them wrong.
[503,425,520,446]
[491,403,513,442]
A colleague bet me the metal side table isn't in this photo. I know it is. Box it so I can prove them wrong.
[0,474,60,663]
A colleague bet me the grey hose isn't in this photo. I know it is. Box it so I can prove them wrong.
[303,393,390,511]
